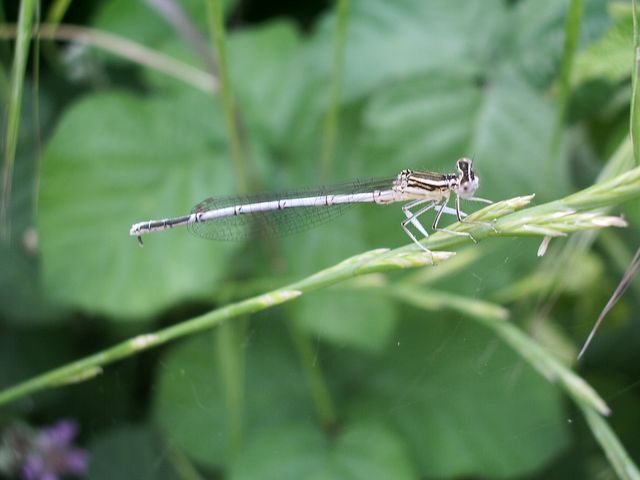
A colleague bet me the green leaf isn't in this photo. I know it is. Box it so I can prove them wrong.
[152,324,315,468]
[340,316,570,478]
[573,7,631,85]
[307,0,608,101]
[360,72,482,174]
[38,90,237,318]
[0,243,60,323]
[230,421,416,480]
[471,73,570,199]
[504,0,605,87]
[294,289,396,352]
[87,425,182,480]
[285,216,396,351]
[308,0,508,100]
[229,21,309,148]
[227,20,335,169]
[152,332,226,467]
[359,71,566,202]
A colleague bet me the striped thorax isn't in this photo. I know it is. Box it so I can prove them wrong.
[393,157,479,201]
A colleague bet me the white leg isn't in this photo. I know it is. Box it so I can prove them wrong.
[400,195,479,249]
[403,198,467,236]
[401,200,439,251]
[402,199,432,238]
[458,195,498,233]
[401,221,433,253]
[433,196,474,239]
[435,205,467,218]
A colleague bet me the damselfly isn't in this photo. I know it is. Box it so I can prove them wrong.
[129,158,492,251]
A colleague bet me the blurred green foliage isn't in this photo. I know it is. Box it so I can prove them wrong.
[1,0,640,479]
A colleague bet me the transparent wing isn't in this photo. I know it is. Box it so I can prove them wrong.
[187,177,395,241]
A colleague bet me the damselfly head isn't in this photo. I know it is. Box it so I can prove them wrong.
[455,157,479,198]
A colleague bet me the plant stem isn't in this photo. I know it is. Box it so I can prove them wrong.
[1,165,639,406]
[205,1,253,458]
[320,0,350,179]
[631,0,640,164]
[0,23,218,92]
[550,0,583,158]
[0,249,449,406]
[1,0,36,240]
[206,0,248,191]
[580,404,640,480]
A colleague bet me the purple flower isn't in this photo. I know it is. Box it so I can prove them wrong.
[20,419,88,480]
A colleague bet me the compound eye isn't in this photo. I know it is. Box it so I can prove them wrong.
[456,157,472,176]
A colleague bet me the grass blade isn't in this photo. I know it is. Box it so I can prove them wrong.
[321,0,350,178]
[578,246,640,359]
[631,0,640,164]
[0,164,639,406]
[551,0,584,157]
[1,0,36,240]
[581,405,640,480]
[206,0,248,191]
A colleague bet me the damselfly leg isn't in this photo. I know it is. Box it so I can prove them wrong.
[401,199,439,252]
[432,196,474,240]
[402,199,432,237]
[455,195,498,233]
[402,195,476,250]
